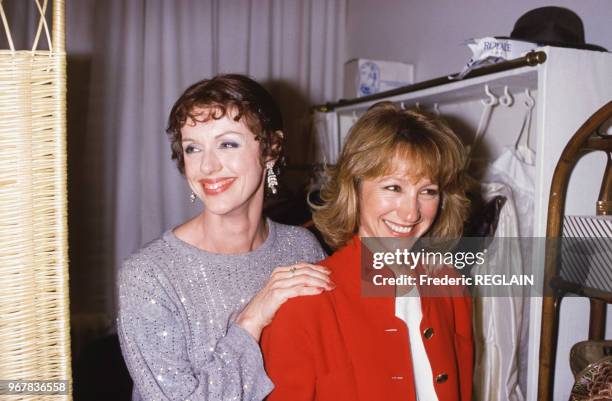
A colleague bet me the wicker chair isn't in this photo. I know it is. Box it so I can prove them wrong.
[537,100,612,401]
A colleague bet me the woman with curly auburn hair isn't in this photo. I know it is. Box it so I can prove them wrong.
[262,102,473,401]
[117,74,332,401]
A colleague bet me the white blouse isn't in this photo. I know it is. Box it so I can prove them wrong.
[395,287,440,401]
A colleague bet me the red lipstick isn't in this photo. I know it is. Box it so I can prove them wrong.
[199,177,236,195]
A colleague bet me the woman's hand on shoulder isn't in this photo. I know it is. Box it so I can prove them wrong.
[236,263,334,340]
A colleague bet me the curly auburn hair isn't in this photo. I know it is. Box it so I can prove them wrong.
[313,102,470,249]
[166,74,284,174]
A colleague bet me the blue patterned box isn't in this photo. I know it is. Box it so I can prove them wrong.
[344,58,414,98]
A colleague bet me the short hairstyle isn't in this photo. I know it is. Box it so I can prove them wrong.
[313,102,470,249]
[166,74,284,174]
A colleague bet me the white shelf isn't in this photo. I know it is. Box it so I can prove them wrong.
[334,66,538,113]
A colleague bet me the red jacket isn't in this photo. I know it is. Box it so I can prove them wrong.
[262,236,473,401]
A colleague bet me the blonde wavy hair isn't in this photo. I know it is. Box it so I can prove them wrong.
[313,102,470,249]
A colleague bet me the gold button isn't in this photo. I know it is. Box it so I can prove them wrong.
[435,373,448,383]
[423,327,434,339]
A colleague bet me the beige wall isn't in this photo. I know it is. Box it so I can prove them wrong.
[346,0,612,81]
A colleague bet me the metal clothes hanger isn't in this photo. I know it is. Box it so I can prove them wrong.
[514,88,537,163]
[468,84,499,157]
[500,86,514,107]
[433,103,440,117]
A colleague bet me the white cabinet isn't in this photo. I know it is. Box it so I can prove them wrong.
[315,46,612,401]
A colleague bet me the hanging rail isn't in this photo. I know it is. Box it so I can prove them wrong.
[314,50,547,112]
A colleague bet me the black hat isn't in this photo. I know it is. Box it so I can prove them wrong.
[500,7,606,52]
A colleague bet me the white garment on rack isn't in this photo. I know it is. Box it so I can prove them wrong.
[483,145,535,394]
[472,182,525,401]
[484,146,535,239]
[395,287,439,401]
[312,110,340,164]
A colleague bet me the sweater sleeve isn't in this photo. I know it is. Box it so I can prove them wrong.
[260,300,317,401]
[117,261,273,401]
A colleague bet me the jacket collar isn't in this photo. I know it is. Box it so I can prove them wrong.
[326,235,400,317]
[325,235,433,315]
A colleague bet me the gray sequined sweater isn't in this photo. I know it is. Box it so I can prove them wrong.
[117,220,326,401]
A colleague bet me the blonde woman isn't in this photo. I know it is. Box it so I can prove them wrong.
[262,103,473,401]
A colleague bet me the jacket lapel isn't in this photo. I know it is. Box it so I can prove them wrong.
[325,237,416,401]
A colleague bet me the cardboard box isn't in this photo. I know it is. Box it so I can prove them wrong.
[344,58,414,98]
